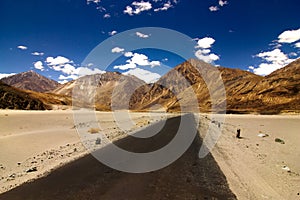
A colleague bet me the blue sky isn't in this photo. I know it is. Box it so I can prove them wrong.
[0,0,300,83]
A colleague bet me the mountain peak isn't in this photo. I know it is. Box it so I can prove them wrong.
[0,70,59,92]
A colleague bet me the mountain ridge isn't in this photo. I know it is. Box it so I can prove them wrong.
[0,70,60,92]
[1,58,300,113]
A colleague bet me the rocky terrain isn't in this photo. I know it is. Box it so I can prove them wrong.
[0,70,59,93]
[0,81,72,110]
[0,81,47,110]
[2,58,300,113]
[131,58,300,114]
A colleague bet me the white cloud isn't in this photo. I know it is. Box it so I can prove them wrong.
[289,52,297,57]
[248,66,254,70]
[136,31,150,38]
[17,45,27,50]
[86,0,101,4]
[111,47,125,53]
[196,37,215,49]
[46,56,76,75]
[45,55,105,82]
[257,48,290,64]
[195,50,220,63]
[31,52,44,56]
[114,52,161,70]
[103,13,111,18]
[295,42,300,48]
[123,68,161,83]
[251,48,295,76]
[74,67,105,76]
[46,56,71,66]
[59,74,79,80]
[34,61,44,71]
[209,0,228,12]
[124,6,134,15]
[109,30,117,36]
[194,37,219,63]
[154,1,172,12]
[219,0,228,6]
[0,73,16,79]
[124,1,152,15]
[278,28,300,43]
[209,6,219,12]
[58,80,68,84]
[124,52,134,57]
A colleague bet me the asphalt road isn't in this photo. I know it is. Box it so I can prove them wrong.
[0,114,236,200]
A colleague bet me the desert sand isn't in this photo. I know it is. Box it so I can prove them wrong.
[0,110,171,193]
[0,110,299,199]
[202,114,300,199]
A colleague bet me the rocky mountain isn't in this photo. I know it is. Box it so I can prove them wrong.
[53,72,147,111]
[3,59,299,113]
[130,58,300,114]
[0,70,60,92]
[0,81,48,110]
[0,81,73,110]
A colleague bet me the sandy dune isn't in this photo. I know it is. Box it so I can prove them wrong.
[0,110,299,199]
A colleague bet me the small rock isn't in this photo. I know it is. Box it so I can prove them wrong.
[258,133,269,138]
[282,166,291,172]
[17,162,21,166]
[95,138,101,145]
[26,167,37,173]
[275,138,285,144]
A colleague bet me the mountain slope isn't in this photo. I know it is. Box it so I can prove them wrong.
[132,58,300,114]
[1,70,60,92]
[0,81,47,110]
[54,72,148,111]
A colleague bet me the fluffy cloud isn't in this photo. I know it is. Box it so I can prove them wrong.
[209,0,228,12]
[209,6,219,12]
[219,0,228,6]
[59,74,79,80]
[154,1,172,12]
[114,52,161,70]
[196,37,215,49]
[124,1,152,15]
[45,55,105,82]
[195,50,219,63]
[111,47,125,53]
[136,31,150,38]
[194,37,219,63]
[103,13,111,18]
[295,42,300,48]
[31,52,44,56]
[58,80,68,84]
[17,45,27,50]
[0,73,16,79]
[86,0,101,4]
[34,61,44,71]
[278,28,300,43]
[123,68,161,83]
[251,49,295,76]
[46,56,71,66]
[74,67,105,76]
[109,30,117,36]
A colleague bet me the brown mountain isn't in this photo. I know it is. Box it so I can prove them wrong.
[0,81,47,110]
[131,58,300,114]
[1,70,60,92]
[53,72,147,111]
[0,81,73,110]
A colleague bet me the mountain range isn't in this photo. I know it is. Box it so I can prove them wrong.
[1,58,299,114]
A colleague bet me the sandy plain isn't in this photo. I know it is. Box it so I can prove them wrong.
[0,110,299,199]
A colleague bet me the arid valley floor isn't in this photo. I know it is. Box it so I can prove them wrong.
[0,110,299,199]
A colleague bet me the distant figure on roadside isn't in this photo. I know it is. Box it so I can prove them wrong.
[236,129,241,138]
